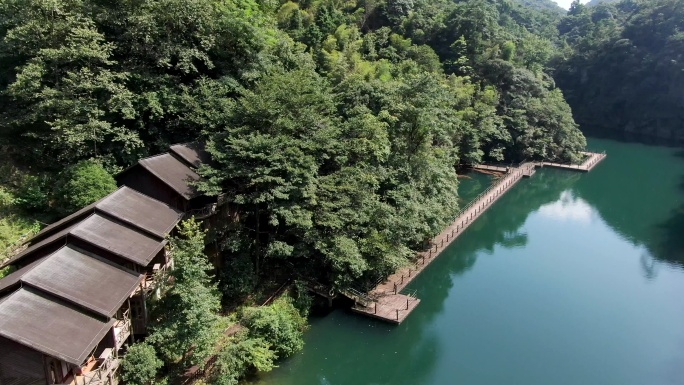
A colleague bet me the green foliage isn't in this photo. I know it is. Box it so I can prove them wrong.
[239,296,307,358]
[208,331,276,385]
[14,174,51,212]
[501,41,516,61]
[119,343,163,385]
[0,178,41,264]
[147,219,222,368]
[219,253,257,304]
[54,160,117,216]
[0,215,39,263]
[556,0,684,142]
[0,0,591,312]
[0,266,15,280]
[291,281,314,317]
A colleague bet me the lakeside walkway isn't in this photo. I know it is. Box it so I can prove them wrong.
[349,151,606,324]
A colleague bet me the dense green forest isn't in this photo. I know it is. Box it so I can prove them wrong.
[1,0,680,382]
[0,0,588,283]
[555,0,684,142]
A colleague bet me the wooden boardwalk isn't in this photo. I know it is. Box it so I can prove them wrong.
[540,151,606,172]
[353,152,606,324]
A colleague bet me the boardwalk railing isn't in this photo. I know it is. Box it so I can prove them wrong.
[451,164,527,223]
[343,288,374,307]
[353,153,606,324]
[539,151,606,171]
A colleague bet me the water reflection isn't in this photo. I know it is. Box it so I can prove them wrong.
[259,138,684,385]
[575,139,684,270]
[538,191,596,223]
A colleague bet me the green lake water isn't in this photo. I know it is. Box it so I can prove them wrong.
[257,138,684,385]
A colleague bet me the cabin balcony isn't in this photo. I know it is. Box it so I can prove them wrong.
[184,203,217,220]
[133,259,172,299]
[113,309,131,350]
[63,348,119,385]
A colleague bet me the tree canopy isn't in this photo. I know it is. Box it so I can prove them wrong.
[555,0,684,143]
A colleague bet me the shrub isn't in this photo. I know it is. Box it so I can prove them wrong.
[15,174,51,212]
[239,296,307,359]
[119,343,162,385]
[291,280,313,317]
[209,332,276,385]
[55,159,117,216]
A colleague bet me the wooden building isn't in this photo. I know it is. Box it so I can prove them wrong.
[0,143,221,385]
[0,245,142,385]
[116,143,214,212]
[0,187,184,385]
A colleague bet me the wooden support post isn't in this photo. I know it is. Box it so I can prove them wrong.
[396,309,399,320]
[447,234,449,242]
[441,239,444,247]
[429,249,432,257]
[374,302,377,314]
[401,275,404,284]
[406,298,409,310]
[394,282,397,294]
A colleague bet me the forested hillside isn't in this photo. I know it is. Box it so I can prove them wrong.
[0,0,587,288]
[8,0,684,383]
[555,0,684,142]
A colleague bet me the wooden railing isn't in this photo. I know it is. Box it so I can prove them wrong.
[114,309,131,349]
[184,203,217,220]
[342,288,374,307]
[64,349,119,385]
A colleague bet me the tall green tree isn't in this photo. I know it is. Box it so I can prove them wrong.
[0,0,139,167]
[147,219,222,368]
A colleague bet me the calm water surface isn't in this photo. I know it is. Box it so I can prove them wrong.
[258,138,684,385]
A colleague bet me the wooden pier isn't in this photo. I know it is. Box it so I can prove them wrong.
[351,152,606,324]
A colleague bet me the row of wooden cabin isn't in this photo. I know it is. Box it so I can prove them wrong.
[0,143,216,385]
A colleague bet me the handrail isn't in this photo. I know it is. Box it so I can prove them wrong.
[452,167,519,222]
[183,203,216,219]
[343,287,374,306]
[81,352,116,385]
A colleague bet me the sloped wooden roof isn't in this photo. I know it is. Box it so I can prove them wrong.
[0,245,143,365]
[27,201,98,244]
[70,214,166,267]
[138,153,201,200]
[21,245,143,317]
[0,288,115,366]
[169,142,211,169]
[95,186,182,238]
